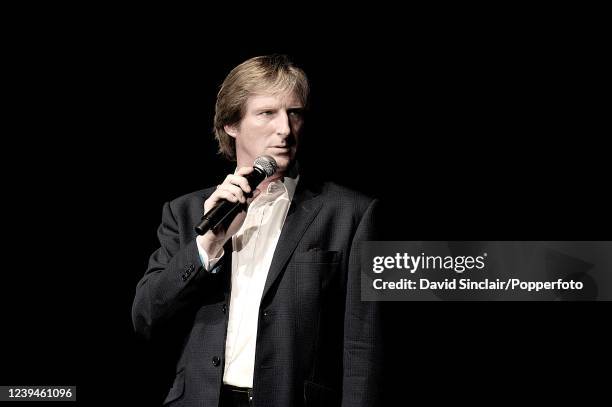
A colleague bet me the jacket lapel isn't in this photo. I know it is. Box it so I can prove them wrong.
[261,180,323,300]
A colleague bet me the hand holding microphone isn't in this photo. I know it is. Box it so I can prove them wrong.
[195,156,278,254]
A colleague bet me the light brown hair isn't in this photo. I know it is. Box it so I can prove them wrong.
[214,54,309,160]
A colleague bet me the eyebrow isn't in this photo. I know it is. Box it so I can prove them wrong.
[254,105,304,111]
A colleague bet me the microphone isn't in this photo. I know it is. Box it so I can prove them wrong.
[195,155,278,235]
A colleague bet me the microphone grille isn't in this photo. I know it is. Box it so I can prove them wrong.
[253,155,278,177]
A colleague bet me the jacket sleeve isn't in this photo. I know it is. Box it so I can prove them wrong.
[132,200,225,340]
[342,198,383,407]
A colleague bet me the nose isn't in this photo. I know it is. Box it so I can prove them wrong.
[274,110,291,137]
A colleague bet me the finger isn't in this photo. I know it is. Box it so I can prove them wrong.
[235,166,254,176]
[204,189,238,213]
[225,174,251,194]
[214,189,240,204]
[217,183,246,203]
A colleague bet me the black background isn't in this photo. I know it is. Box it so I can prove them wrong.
[2,5,610,405]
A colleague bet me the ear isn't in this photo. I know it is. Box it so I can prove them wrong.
[224,124,238,138]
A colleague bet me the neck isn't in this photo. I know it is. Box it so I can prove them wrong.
[257,172,283,191]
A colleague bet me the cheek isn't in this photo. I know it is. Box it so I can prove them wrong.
[254,121,276,136]
[291,119,304,134]
[242,122,268,141]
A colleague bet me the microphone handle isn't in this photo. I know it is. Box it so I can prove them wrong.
[194,167,267,235]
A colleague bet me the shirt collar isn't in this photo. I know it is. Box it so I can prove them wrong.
[282,172,299,201]
[260,171,299,201]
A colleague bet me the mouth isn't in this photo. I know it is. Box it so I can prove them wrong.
[270,146,292,154]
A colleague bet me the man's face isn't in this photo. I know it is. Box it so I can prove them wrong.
[225,90,304,174]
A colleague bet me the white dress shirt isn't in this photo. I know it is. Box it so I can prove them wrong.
[196,174,298,388]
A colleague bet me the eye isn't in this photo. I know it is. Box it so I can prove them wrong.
[288,109,304,117]
[259,110,274,116]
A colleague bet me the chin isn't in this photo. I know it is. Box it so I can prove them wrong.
[272,155,293,173]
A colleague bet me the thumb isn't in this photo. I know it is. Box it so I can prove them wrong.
[247,188,262,205]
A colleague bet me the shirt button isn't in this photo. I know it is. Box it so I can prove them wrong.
[212,356,221,367]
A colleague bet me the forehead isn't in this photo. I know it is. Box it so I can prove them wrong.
[246,91,302,110]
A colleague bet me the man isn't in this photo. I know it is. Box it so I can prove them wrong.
[132,55,381,406]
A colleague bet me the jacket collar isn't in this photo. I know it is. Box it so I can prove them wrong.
[261,173,324,300]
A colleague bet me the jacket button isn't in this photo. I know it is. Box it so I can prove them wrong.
[212,356,221,367]
[222,304,227,314]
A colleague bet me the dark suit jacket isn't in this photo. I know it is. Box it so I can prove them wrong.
[132,175,382,407]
